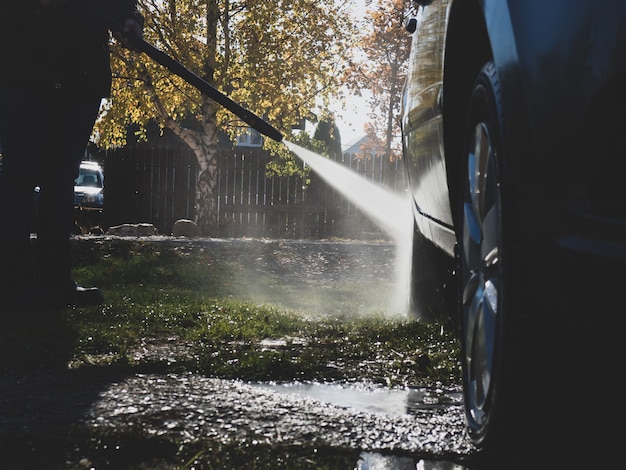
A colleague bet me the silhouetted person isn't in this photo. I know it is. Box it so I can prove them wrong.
[0,0,143,311]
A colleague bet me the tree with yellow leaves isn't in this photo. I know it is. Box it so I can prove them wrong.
[346,0,412,163]
[95,0,356,234]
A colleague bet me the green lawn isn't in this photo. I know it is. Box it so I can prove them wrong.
[2,237,461,387]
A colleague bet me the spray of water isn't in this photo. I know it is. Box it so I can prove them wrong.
[284,141,413,315]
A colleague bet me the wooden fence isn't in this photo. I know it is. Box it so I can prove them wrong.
[100,145,406,240]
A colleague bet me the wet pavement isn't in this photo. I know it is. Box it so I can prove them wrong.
[0,368,473,468]
[254,381,464,417]
[85,375,471,457]
[0,237,480,468]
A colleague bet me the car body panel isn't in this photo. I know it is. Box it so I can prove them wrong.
[487,0,626,267]
[402,1,454,255]
[402,0,626,457]
[402,0,626,264]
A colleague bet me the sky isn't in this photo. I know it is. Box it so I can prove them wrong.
[331,90,372,149]
[304,89,371,151]
[307,0,372,151]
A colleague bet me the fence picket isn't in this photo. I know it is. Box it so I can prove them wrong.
[101,146,405,239]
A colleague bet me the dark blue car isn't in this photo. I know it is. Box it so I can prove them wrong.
[402,0,625,463]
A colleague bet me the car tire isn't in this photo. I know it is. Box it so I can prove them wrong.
[458,61,531,460]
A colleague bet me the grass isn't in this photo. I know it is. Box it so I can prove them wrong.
[58,238,461,386]
[0,237,462,469]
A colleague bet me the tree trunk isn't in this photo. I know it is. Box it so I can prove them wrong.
[193,99,220,235]
[165,95,220,236]
[166,0,221,236]
[194,0,220,236]
[193,145,219,235]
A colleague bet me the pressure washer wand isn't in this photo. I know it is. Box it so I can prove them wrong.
[94,4,283,142]
[133,40,283,142]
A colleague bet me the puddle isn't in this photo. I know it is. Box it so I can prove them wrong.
[254,382,463,416]
[254,381,469,469]
[358,453,467,469]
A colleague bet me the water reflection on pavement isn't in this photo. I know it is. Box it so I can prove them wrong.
[256,382,463,416]
[265,380,603,469]
[255,381,472,469]
[358,452,466,469]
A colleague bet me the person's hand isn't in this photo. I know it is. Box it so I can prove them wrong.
[113,18,144,51]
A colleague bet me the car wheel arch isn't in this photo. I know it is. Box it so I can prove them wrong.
[442,1,493,230]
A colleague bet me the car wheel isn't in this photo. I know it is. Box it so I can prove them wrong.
[459,61,523,454]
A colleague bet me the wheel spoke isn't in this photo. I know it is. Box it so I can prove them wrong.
[465,275,498,416]
[478,279,497,399]
[463,202,482,270]
[469,123,490,223]
[463,273,482,357]
[481,204,500,268]
[465,279,484,416]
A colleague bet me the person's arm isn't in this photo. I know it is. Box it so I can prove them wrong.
[113,17,143,50]
[106,0,144,29]
[36,0,144,46]
[105,0,144,50]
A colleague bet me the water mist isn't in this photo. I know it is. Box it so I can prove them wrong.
[284,141,413,315]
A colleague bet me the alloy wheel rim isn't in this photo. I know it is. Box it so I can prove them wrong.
[462,121,501,427]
